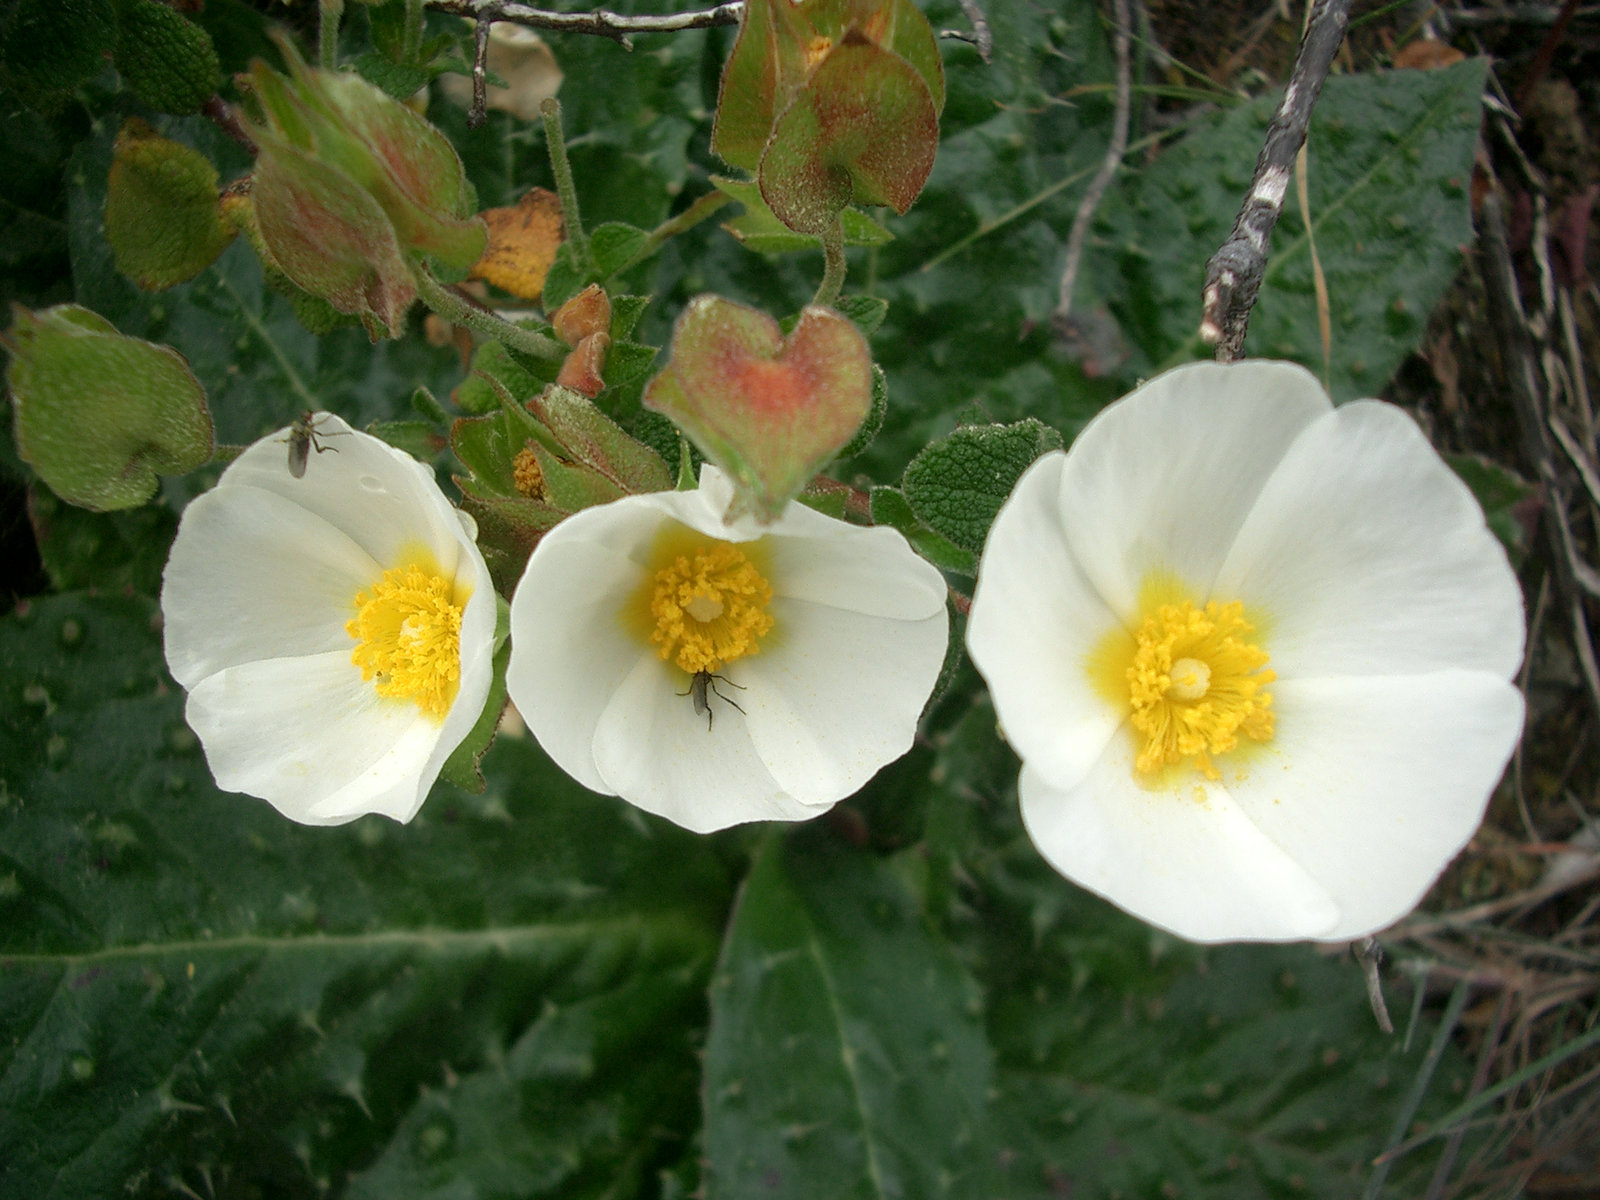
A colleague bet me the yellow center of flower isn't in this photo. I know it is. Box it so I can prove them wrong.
[346,560,464,720]
[643,536,774,675]
[1124,597,1275,779]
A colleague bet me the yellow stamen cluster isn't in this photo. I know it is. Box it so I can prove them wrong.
[347,564,463,719]
[647,540,773,674]
[512,446,545,499]
[1127,598,1275,779]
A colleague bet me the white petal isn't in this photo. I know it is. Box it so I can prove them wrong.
[764,518,947,620]
[218,414,467,574]
[1228,671,1525,940]
[1056,360,1331,616]
[966,452,1126,790]
[184,652,443,825]
[590,653,819,832]
[419,542,499,794]
[1019,733,1342,943]
[161,483,379,688]
[738,596,947,805]
[507,527,658,796]
[1215,401,1526,680]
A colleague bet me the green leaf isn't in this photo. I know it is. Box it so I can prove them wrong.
[542,240,588,312]
[1447,452,1534,565]
[1101,58,1491,400]
[703,831,996,1200]
[349,52,431,102]
[969,841,1479,1198]
[105,119,234,291]
[4,303,214,511]
[834,293,888,338]
[590,221,651,277]
[901,418,1062,554]
[0,0,117,111]
[26,487,176,595]
[65,117,464,473]
[869,485,976,576]
[0,592,733,1198]
[112,0,220,116]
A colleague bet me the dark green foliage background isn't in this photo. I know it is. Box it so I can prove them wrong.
[1,0,1494,1196]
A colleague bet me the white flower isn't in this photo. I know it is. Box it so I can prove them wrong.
[161,412,496,825]
[505,467,949,832]
[966,361,1526,943]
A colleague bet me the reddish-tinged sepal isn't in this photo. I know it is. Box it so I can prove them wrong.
[643,295,871,522]
[712,0,943,236]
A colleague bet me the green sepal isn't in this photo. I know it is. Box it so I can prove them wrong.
[805,0,944,110]
[105,119,235,291]
[524,439,627,512]
[758,36,939,235]
[3,304,213,512]
[869,485,976,576]
[453,339,550,414]
[834,361,887,460]
[712,175,892,255]
[437,599,511,794]
[901,418,1063,556]
[454,490,566,596]
[710,0,812,171]
[113,0,220,116]
[250,137,416,339]
[528,385,674,495]
[363,418,441,461]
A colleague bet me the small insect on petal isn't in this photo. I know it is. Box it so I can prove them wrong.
[681,669,745,730]
[284,411,349,478]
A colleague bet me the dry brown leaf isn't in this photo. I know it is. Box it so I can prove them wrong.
[469,187,564,302]
[552,283,611,347]
[1392,40,1468,71]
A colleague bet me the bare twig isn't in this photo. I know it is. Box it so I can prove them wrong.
[1357,937,1395,1034]
[425,0,743,49]
[1479,190,1600,725]
[946,0,993,61]
[469,12,492,128]
[1054,0,1132,322]
[1198,0,1351,359]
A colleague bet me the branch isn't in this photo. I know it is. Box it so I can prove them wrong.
[1054,0,1132,323]
[1479,190,1600,727]
[945,0,993,62]
[426,0,743,49]
[1198,0,1350,360]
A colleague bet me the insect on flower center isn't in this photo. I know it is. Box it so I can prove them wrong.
[347,562,463,720]
[647,540,773,675]
[1126,598,1275,780]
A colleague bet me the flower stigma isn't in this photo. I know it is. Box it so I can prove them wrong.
[643,533,774,675]
[347,557,465,719]
[1123,595,1275,780]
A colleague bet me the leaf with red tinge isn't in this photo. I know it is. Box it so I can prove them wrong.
[644,296,872,520]
[759,37,939,235]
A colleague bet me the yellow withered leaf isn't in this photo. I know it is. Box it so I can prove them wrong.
[469,187,564,301]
